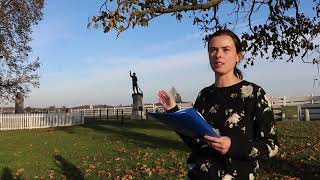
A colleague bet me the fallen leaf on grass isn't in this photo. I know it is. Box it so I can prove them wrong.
[89,164,96,169]
[15,168,24,176]
[121,174,133,180]
[307,155,316,160]
[115,157,125,161]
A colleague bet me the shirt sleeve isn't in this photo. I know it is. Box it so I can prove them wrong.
[227,88,279,160]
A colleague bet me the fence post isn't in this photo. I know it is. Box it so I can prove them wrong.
[145,109,148,119]
[297,106,301,121]
[116,109,119,120]
[121,109,124,126]
[99,108,101,120]
[304,109,310,121]
[283,96,287,106]
[81,111,84,124]
[106,108,109,121]
[311,94,314,104]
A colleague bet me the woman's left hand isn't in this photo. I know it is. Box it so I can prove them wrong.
[204,135,231,155]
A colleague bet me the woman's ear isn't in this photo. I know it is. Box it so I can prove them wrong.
[237,53,244,62]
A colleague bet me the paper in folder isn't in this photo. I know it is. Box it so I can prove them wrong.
[148,108,220,138]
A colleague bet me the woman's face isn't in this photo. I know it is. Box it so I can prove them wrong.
[208,35,241,77]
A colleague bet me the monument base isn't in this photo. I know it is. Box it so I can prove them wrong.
[131,110,146,120]
[131,93,146,120]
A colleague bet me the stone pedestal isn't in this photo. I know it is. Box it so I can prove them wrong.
[131,93,146,120]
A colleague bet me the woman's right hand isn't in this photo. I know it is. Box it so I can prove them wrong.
[158,90,177,111]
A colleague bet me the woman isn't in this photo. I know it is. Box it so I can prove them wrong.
[158,29,279,180]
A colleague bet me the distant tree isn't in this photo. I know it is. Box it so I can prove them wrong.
[170,86,183,103]
[49,105,56,112]
[90,0,320,67]
[175,93,183,103]
[60,105,68,113]
[24,106,34,113]
[0,0,44,102]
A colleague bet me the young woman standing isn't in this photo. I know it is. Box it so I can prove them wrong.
[158,29,279,180]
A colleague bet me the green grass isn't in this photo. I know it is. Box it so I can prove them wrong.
[0,119,319,179]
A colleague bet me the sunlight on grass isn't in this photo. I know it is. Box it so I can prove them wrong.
[0,119,319,179]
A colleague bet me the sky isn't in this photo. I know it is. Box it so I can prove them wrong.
[3,0,320,108]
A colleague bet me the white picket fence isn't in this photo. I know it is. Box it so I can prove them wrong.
[72,96,320,121]
[270,95,320,107]
[0,112,84,131]
[71,102,194,117]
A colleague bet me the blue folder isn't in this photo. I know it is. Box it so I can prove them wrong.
[148,108,220,138]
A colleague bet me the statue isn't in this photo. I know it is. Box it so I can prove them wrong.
[129,71,145,119]
[130,70,143,94]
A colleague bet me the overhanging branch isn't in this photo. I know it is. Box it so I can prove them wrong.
[151,0,224,14]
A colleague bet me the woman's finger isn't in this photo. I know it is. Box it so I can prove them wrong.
[204,135,220,142]
[158,92,167,101]
[211,142,223,149]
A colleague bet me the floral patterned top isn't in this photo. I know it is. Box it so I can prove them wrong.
[169,80,279,180]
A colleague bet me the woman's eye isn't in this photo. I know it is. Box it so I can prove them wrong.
[210,49,217,53]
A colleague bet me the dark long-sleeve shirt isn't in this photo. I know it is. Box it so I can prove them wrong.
[171,80,279,180]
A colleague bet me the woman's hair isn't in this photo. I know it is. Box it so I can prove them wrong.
[207,29,243,80]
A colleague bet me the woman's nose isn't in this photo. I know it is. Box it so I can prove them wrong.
[216,49,222,58]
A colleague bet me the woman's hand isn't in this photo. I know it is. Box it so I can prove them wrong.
[158,90,177,110]
[204,135,231,155]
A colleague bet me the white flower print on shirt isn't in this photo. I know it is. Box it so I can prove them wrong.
[263,106,272,112]
[226,113,241,128]
[254,160,259,172]
[225,108,233,116]
[230,93,237,98]
[241,127,246,133]
[200,161,211,172]
[249,173,255,180]
[200,144,209,149]
[257,88,262,97]
[241,85,253,98]
[249,147,259,158]
[264,95,272,107]
[209,105,219,114]
[270,125,276,135]
[222,174,234,180]
[267,144,279,157]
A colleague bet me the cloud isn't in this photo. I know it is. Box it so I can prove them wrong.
[143,32,203,52]
[24,49,211,107]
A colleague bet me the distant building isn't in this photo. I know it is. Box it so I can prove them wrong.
[0,107,15,113]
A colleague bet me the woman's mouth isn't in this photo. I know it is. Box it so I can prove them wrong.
[214,62,224,67]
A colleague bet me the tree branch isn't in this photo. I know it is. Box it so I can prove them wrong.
[151,0,224,14]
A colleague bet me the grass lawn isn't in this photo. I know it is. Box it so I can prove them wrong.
[0,119,319,179]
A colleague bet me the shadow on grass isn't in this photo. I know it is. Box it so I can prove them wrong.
[261,157,320,179]
[84,117,172,131]
[54,155,84,180]
[1,167,13,180]
[83,122,189,152]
